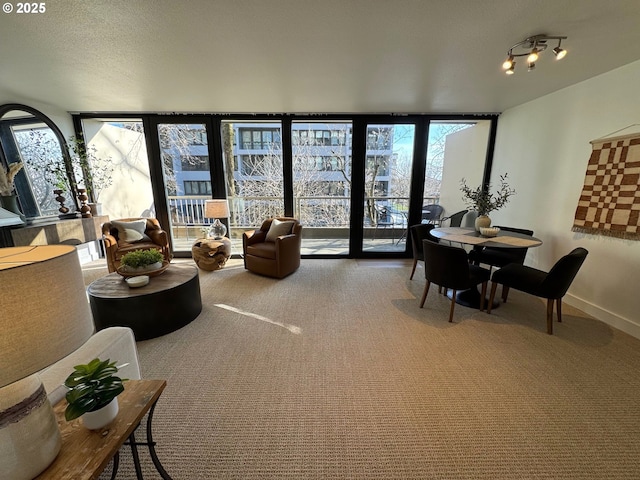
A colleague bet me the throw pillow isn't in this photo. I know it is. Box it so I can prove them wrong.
[112,219,148,243]
[265,219,295,242]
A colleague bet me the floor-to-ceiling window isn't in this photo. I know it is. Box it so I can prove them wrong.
[75,113,498,259]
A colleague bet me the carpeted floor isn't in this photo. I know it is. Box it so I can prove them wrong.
[88,258,640,479]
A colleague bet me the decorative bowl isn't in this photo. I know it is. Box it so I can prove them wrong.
[480,227,500,237]
[117,260,170,278]
[125,275,150,288]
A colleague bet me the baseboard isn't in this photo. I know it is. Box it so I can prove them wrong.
[564,293,640,340]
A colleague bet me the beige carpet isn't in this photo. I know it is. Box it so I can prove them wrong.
[87,258,640,479]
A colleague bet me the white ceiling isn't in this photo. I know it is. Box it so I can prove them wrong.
[1,0,640,115]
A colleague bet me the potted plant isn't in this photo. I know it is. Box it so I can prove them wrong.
[64,358,126,430]
[460,173,516,231]
[120,248,164,273]
[69,136,114,215]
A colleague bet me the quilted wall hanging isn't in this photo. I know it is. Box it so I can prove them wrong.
[572,126,640,240]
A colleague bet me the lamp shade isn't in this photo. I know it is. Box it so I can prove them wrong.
[204,199,230,219]
[0,245,94,387]
[0,207,24,227]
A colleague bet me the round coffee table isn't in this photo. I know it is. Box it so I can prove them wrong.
[87,263,202,340]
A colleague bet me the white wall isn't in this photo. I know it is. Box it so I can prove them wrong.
[492,59,640,337]
[439,121,491,228]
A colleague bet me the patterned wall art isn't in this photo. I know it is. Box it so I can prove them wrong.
[573,127,640,240]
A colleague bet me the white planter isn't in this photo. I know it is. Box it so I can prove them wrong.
[122,261,163,273]
[82,397,119,430]
[89,202,103,216]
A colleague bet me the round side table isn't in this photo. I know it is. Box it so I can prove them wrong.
[192,237,232,270]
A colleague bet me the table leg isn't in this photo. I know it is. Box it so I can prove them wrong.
[109,451,120,480]
[123,401,174,479]
[146,402,174,480]
[448,287,499,310]
[128,430,144,480]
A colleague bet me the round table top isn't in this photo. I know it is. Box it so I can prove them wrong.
[87,263,198,299]
[430,227,542,249]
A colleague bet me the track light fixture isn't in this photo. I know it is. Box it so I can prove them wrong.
[502,34,568,75]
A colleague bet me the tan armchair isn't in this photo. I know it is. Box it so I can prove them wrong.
[102,217,172,273]
[242,217,302,278]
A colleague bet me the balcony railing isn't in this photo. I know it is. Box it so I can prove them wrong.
[168,195,439,239]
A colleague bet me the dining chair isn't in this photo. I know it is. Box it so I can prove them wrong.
[440,209,468,228]
[409,224,439,280]
[420,240,490,322]
[486,247,588,334]
[467,225,534,300]
[421,204,444,225]
[373,206,396,242]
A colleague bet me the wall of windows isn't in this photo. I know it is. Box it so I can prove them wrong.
[73,113,497,257]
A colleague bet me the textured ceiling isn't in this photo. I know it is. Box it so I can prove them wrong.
[1,0,639,115]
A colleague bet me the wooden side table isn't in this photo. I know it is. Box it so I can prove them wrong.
[35,379,173,480]
[192,236,232,270]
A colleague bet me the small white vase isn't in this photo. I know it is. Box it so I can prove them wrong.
[82,397,119,430]
[475,214,491,231]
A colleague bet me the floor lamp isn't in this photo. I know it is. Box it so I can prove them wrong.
[0,245,94,480]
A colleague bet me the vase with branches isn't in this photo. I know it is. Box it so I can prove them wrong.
[460,174,515,230]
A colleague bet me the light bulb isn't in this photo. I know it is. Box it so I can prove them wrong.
[553,47,567,60]
[527,62,536,72]
[502,55,514,70]
[527,48,539,63]
[506,63,515,75]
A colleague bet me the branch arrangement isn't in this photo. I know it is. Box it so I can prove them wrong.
[460,174,516,216]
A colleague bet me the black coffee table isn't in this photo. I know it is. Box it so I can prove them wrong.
[88,263,202,340]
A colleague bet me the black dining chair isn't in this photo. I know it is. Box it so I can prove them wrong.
[421,204,444,225]
[409,224,439,280]
[468,226,534,270]
[486,247,588,334]
[440,209,468,228]
[420,240,491,323]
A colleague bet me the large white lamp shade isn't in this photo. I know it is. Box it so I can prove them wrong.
[0,245,95,480]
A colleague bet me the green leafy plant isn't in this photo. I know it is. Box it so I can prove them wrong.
[69,136,114,203]
[121,249,163,268]
[460,173,516,216]
[64,358,126,421]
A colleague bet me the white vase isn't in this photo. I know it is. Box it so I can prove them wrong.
[475,214,491,231]
[82,397,119,430]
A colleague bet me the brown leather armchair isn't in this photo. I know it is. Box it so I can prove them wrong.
[102,217,172,273]
[242,217,302,279]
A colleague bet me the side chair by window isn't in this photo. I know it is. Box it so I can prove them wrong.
[373,206,396,242]
[486,247,588,334]
[242,217,302,279]
[420,240,490,323]
[421,204,444,225]
[102,217,172,273]
[440,209,468,228]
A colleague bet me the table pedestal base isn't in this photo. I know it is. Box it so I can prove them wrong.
[447,287,499,310]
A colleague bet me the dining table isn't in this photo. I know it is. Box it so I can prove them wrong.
[429,226,543,309]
